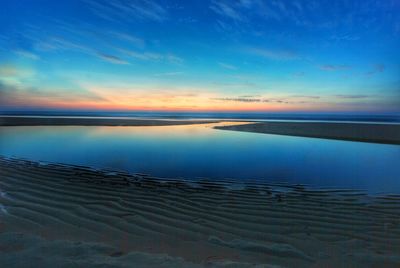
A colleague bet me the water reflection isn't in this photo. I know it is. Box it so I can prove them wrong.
[0,123,399,194]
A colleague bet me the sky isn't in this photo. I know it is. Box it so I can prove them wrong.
[0,0,399,113]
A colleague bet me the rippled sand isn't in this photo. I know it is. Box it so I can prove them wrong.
[1,157,400,267]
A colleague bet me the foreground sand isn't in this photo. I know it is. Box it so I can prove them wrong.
[215,122,400,144]
[1,157,400,267]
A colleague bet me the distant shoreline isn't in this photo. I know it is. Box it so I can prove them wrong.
[1,111,399,123]
[215,122,400,145]
[0,116,220,126]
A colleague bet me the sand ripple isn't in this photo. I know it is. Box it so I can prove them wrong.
[1,156,400,267]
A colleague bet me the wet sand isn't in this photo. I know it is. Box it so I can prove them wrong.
[0,116,220,126]
[1,156,400,267]
[215,122,400,144]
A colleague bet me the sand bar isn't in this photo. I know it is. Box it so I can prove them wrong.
[215,122,400,144]
[0,116,220,126]
[1,156,400,267]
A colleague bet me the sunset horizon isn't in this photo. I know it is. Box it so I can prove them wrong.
[1,0,399,114]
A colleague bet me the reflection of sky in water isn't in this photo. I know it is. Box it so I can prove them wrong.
[0,124,399,194]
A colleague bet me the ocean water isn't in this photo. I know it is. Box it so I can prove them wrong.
[0,123,399,194]
[2,111,400,123]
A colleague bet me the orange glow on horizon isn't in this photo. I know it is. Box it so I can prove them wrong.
[14,99,337,112]
[2,84,370,113]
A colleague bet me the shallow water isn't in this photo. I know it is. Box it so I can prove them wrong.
[0,123,399,194]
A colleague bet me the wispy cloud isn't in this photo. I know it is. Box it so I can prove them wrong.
[218,62,237,70]
[212,95,320,104]
[121,49,183,64]
[210,0,282,23]
[293,72,305,77]
[14,50,40,60]
[212,97,261,103]
[35,37,91,53]
[154,72,183,76]
[335,94,370,99]
[110,32,145,48]
[166,54,184,65]
[96,53,129,65]
[319,64,351,71]
[213,81,258,88]
[121,49,163,61]
[209,0,309,27]
[0,64,36,84]
[35,37,130,65]
[0,65,22,77]
[0,80,105,107]
[290,95,320,99]
[330,34,360,41]
[239,94,261,98]
[366,64,385,76]
[246,47,300,61]
[83,0,168,22]
[210,1,244,22]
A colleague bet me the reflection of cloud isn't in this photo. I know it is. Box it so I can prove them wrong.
[319,64,351,71]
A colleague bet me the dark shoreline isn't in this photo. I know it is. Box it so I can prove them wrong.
[215,122,400,145]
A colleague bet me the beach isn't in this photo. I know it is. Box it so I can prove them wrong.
[1,118,400,267]
[1,156,400,267]
[215,122,400,145]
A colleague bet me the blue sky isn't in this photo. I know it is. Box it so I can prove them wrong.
[0,0,399,112]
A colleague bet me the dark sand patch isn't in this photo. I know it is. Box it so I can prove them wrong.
[214,122,400,144]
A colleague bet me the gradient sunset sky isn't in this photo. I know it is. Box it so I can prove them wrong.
[0,0,399,113]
